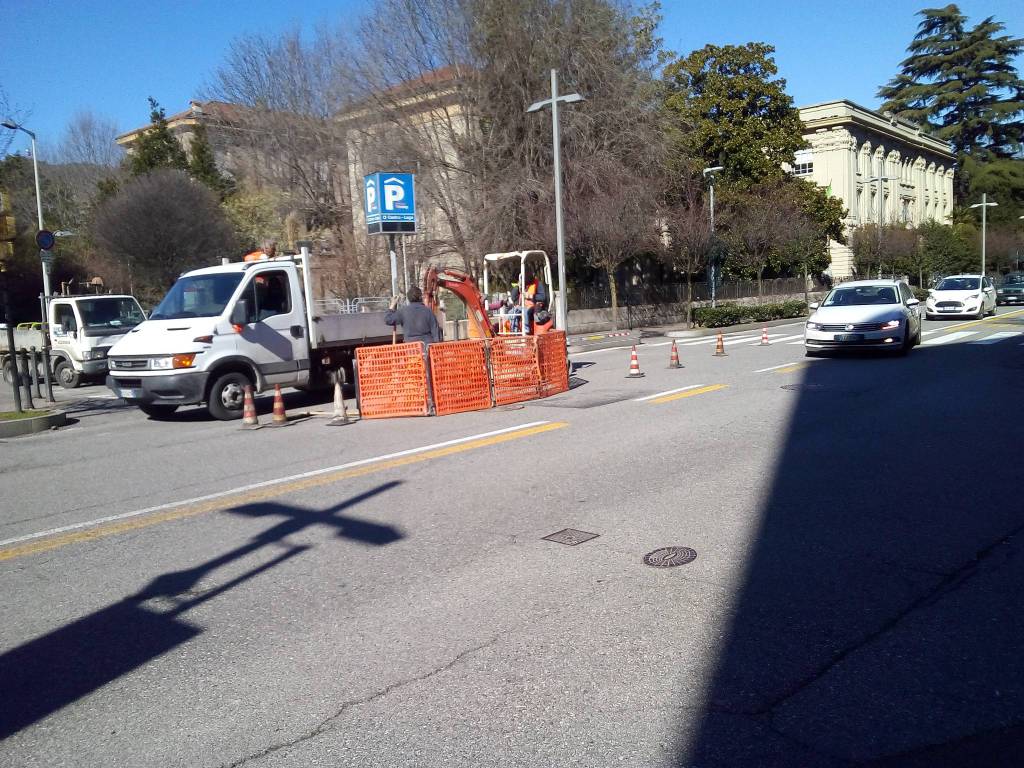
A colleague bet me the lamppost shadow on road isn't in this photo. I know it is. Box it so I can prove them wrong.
[0,481,404,739]
[678,336,1024,767]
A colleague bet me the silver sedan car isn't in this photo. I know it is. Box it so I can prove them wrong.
[805,280,923,356]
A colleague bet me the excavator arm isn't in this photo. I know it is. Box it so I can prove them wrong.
[423,266,494,339]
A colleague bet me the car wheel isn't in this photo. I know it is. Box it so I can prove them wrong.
[138,403,179,420]
[54,359,81,389]
[913,325,922,346]
[208,371,251,420]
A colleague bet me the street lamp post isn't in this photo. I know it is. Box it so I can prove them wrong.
[528,70,584,335]
[2,121,48,288]
[702,166,723,307]
[969,194,998,277]
[866,175,894,278]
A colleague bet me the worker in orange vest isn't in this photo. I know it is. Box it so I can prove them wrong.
[243,239,277,262]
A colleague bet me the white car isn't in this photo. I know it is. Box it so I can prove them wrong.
[805,280,923,356]
[925,275,996,319]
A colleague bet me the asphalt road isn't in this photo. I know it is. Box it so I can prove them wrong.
[2,307,1023,767]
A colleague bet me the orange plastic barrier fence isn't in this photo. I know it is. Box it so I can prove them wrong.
[355,342,430,418]
[429,340,492,416]
[536,331,569,397]
[489,336,541,405]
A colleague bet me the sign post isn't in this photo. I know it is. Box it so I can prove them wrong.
[364,173,417,298]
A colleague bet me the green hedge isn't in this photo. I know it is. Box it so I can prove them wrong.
[692,300,809,328]
[912,287,930,301]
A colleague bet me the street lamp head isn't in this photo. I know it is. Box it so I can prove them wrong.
[703,166,724,176]
[526,100,546,113]
[970,201,998,208]
[562,93,585,104]
[1,120,17,130]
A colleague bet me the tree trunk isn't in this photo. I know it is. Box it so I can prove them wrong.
[608,265,619,330]
[757,266,764,300]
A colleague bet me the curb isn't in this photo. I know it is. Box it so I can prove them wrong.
[0,410,69,439]
[663,316,808,339]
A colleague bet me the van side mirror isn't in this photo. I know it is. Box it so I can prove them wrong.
[808,302,820,310]
[906,298,920,307]
[230,299,250,326]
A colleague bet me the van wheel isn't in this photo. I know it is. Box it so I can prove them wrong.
[208,371,251,420]
[55,360,81,389]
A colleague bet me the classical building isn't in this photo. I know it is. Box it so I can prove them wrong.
[793,100,956,277]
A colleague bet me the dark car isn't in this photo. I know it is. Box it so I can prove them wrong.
[996,273,1024,305]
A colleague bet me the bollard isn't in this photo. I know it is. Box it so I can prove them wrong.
[29,347,42,399]
[41,347,55,403]
[18,349,35,410]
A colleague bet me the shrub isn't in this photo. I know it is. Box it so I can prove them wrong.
[912,287,930,301]
[693,300,808,328]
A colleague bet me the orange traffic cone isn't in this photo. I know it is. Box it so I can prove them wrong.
[241,385,261,429]
[625,345,645,378]
[269,383,289,426]
[713,331,727,356]
[668,340,682,369]
[760,326,770,346]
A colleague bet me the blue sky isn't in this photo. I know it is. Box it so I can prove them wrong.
[2,0,1021,153]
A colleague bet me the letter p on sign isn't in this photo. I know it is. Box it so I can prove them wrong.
[384,179,405,209]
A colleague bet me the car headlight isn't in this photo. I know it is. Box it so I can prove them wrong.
[806,321,820,330]
[881,320,900,330]
[968,293,980,299]
[150,357,173,370]
[151,355,196,370]
[997,290,1004,295]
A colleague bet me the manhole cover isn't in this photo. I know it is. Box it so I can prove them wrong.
[497,404,525,411]
[643,546,697,567]
[781,383,825,391]
[543,528,599,546]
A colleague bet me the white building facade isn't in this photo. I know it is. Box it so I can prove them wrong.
[795,101,956,277]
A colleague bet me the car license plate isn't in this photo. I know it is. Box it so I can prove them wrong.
[119,388,143,399]
[940,307,958,312]
[835,333,863,342]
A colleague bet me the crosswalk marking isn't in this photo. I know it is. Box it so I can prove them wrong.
[752,334,804,345]
[969,331,1020,345]
[922,331,978,345]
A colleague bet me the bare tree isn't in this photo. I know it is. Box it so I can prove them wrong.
[661,174,714,326]
[574,171,656,328]
[725,186,798,297]
[91,170,237,304]
[54,111,123,167]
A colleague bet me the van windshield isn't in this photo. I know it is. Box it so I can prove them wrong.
[150,273,244,320]
[78,297,146,329]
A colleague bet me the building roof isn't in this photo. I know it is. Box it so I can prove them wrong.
[798,99,954,160]
[115,101,253,144]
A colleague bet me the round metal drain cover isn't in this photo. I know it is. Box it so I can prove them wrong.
[643,546,697,567]
[781,383,825,391]
[497,404,525,411]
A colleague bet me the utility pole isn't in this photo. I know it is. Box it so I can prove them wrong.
[866,175,893,278]
[702,167,723,307]
[970,193,998,277]
[528,71,585,335]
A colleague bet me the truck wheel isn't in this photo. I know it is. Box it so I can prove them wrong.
[138,403,179,419]
[54,359,81,389]
[208,371,251,420]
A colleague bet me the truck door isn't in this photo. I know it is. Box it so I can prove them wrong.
[232,268,310,387]
[50,301,81,355]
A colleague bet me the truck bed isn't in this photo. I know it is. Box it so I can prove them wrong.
[311,310,397,349]
[0,328,46,353]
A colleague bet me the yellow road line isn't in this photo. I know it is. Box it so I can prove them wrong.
[773,362,810,375]
[0,421,568,562]
[650,383,728,404]
[931,307,1024,334]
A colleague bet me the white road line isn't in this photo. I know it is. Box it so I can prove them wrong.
[786,340,806,345]
[922,330,978,346]
[970,331,1020,344]
[751,334,804,345]
[644,341,675,348]
[724,335,763,346]
[0,421,554,549]
[570,344,634,356]
[633,385,703,402]
[680,335,757,346]
[922,330,939,336]
[754,361,816,373]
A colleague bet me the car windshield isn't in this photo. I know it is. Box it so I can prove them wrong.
[823,286,899,306]
[77,298,146,329]
[150,273,243,320]
[936,277,981,291]
[1002,274,1024,286]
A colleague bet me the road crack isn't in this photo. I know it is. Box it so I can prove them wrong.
[219,637,498,768]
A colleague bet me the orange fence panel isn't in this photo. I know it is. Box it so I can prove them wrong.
[489,336,541,405]
[536,331,569,398]
[355,342,430,418]
[429,340,492,416]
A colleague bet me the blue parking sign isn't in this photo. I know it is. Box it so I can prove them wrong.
[364,172,416,235]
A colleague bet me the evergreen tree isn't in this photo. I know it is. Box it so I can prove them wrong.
[188,122,232,199]
[662,43,806,185]
[128,98,189,177]
[879,5,1024,207]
